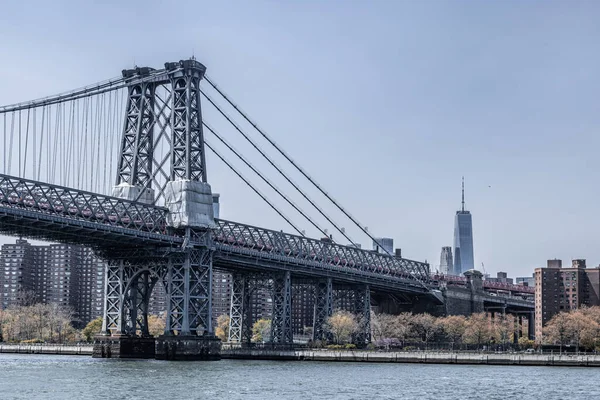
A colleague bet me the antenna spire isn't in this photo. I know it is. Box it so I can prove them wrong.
[461,176,465,212]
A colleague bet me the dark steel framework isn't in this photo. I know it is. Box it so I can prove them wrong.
[0,59,453,352]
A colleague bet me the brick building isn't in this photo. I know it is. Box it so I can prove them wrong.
[534,259,600,341]
[0,239,105,326]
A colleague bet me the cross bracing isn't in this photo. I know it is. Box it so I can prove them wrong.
[0,58,447,354]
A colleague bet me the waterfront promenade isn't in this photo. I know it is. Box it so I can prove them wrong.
[2,344,600,367]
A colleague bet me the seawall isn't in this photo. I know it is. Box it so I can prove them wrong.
[0,344,93,356]
[2,344,600,367]
[222,349,600,367]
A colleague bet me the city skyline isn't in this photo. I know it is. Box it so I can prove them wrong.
[0,1,599,279]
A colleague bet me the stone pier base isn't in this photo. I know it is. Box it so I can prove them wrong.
[155,335,222,361]
[92,335,156,359]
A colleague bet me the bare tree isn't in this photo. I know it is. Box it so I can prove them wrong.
[544,312,572,353]
[324,311,359,344]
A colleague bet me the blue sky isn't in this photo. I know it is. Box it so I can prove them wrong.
[1,0,599,278]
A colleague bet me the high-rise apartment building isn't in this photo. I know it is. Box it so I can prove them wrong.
[439,247,453,275]
[0,239,106,326]
[0,239,35,308]
[534,259,600,341]
[453,178,474,275]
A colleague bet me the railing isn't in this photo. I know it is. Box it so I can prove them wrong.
[0,173,432,287]
[214,219,431,284]
[432,274,535,294]
[482,280,535,294]
[0,174,170,235]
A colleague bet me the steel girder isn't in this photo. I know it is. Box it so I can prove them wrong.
[228,272,253,344]
[169,61,207,182]
[354,285,371,344]
[116,83,156,188]
[0,174,169,235]
[313,278,333,341]
[271,271,293,344]
[214,219,431,285]
[114,59,207,204]
[101,258,166,336]
[163,248,213,335]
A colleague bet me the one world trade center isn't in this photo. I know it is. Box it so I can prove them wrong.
[453,177,474,275]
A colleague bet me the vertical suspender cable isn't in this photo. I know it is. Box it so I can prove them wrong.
[8,113,14,175]
[32,108,36,180]
[18,110,21,177]
[38,106,46,180]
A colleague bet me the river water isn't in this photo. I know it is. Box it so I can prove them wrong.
[0,353,598,399]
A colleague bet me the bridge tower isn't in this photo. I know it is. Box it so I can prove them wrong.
[94,59,220,360]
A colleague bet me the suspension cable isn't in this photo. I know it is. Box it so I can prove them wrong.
[204,76,407,259]
[204,122,328,239]
[205,140,304,236]
[201,89,355,246]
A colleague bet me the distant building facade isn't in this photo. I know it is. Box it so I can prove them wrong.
[373,238,393,255]
[516,275,535,287]
[534,259,600,342]
[439,247,453,275]
[486,272,514,285]
[0,239,105,326]
[453,178,474,275]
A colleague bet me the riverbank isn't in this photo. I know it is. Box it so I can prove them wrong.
[222,348,600,367]
[2,344,600,367]
[0,344,92,356]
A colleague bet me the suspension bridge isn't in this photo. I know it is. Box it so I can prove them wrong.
[0,58,530,360]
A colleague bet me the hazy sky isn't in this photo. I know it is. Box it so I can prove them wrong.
[1,0,599,279]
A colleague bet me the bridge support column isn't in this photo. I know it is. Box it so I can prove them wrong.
[527,312,535,341]
[313,278,333,342]
[93,259,158,359]
[156,248,221,360]
[353,285,371,345]
[271,271,293,345]
[228,273,252,345]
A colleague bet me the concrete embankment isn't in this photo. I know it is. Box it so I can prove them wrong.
[3,344,600,367]
[0,344,93,356]
[222,349,600,367]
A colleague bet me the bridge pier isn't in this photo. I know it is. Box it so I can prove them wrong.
[313,278,333,342]
[271,271,293,345]
[354,285,371,345]
[228,272,253,345]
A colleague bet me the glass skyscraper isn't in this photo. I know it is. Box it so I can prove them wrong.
[453,178,474,275]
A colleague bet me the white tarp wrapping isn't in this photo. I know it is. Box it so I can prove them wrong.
[112,183,155,204]
[165,180,215,229]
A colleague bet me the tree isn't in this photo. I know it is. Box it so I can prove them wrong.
[579,307,600,350]
[82,317,103,342]
[147,314,166,337]
[463,313,492,349]
[324,311,358,344]
[493,314,515,349]
[252,319,271,343]
[439,315,467,346]
[544,312,572,352]
[371,313,400,347]
[394,313,416,343]
[412,313,440,349]
[567,310,596,352]
[518,337,535,349]
[215,314,230,342]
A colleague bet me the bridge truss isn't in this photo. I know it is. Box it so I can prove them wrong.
[0,58,438,359]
